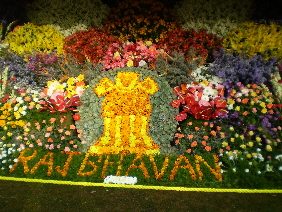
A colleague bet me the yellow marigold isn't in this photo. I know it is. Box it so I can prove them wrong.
[0,120,6,127]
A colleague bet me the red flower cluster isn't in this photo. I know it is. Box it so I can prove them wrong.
[172,84,228,121]
[158,29,223,63]
[63,27,121,64]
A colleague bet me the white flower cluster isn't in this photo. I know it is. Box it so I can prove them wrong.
[174,0,254,37]
[192,65,223,85]
[0,141,19,170]
[103,175,138,185]
[49,24,89,37]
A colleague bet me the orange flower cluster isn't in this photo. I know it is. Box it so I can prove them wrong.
[194,155,222,181]
[56,151,82,177]
[170,155,197,180]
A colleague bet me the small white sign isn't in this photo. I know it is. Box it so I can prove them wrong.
[103,175,137,185]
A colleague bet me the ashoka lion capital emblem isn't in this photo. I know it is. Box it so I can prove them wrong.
[89,72,160,155]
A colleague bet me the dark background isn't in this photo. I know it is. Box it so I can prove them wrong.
[1,0,281,25]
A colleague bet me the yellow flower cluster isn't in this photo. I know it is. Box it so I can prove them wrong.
[45,74,87,99]
[223,22,282,61]
[0,103,25,128]
[5,23,65,56]
[90,72,160,155]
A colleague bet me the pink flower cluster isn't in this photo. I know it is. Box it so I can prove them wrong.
[101,41,159,71]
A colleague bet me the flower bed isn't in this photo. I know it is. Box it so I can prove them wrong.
[0,0,282,190]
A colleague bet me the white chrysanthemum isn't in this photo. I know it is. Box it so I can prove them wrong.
[16,97,24,104]
[201,95,210,102]
[203,87,218,97]
[241,88,249,94]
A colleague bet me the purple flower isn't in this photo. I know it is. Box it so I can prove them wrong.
[210,48,278,86]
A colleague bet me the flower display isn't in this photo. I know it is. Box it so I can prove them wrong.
[101,41,159,71]
[0,83,43,170]
[89,71,160,155]
[26,51,63,86]
[0,1,282,190]
[38,74,88,113]
[0,51,45,90]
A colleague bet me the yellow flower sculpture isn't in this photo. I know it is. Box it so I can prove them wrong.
[89,72,160,155]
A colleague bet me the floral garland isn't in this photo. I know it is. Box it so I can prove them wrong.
[75,67,179,154]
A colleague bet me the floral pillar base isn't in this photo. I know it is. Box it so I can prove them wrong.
[89,72,160,155]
